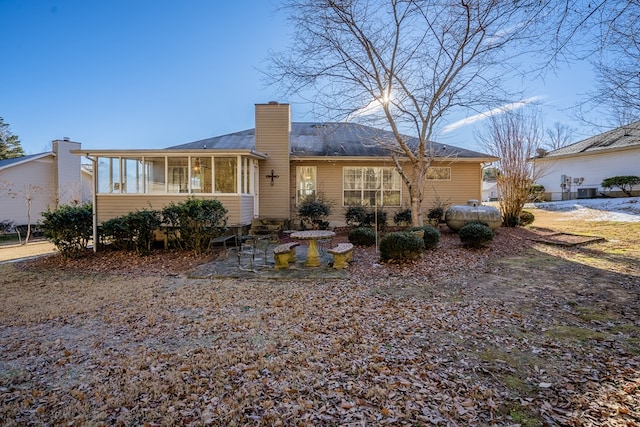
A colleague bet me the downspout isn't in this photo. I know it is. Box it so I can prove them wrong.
[86,155,98,253]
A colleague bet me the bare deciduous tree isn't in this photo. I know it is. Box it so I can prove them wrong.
[267,0,563,225]
[1,182,48,244]
[544,122,576,151]
[476,108,548,227]
[592,2,640,124]
[553,2,640,126]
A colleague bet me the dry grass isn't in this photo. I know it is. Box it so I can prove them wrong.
[1,212,639,426]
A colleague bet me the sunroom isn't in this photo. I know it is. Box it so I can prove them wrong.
[75,149,268,227]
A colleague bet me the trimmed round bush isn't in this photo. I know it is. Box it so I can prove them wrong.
[348,226,376,246]
[406,225,440,250]
[379,231,424,261]
[458,222,494,248]
[519,210,535,226]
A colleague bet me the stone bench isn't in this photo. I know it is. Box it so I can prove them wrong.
[273,242,300,269]
[327,242,354,269]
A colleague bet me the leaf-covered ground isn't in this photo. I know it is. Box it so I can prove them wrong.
[1,218,639,426]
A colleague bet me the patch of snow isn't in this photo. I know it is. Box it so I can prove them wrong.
[525,197,640,222]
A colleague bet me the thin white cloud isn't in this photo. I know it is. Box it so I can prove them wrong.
[349,98,383,119]
[441,96,545,134]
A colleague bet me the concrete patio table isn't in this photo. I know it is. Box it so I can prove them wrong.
[290,230,336,267]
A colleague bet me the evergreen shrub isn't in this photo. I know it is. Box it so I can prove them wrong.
[458,222,494,248]
[406,225,440,250]
[348,226,376,246]
[162,198,228,255]
[101,209,161,255]
[393,208,412,226]
[519,210,535,226]
[379,231,424,261]
[40,203,93,259]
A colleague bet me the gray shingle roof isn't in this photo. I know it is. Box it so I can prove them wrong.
[0,152,51,170]
[544,120,640,158]
[167,122,492,159]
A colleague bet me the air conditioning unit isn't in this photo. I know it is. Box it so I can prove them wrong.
[577,188,597,199]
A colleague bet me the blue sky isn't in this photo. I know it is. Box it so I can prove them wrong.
[1,1,597,155]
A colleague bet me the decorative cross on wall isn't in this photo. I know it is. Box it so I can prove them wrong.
[266,169,280,186]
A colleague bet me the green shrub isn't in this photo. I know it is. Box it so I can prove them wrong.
[298,198,332,229]
[406,225,440,250]
[529,184,545,202]
[0,220,15,233]
[379,231,424,261]
[519,210,535,226]
[393,208,412,226]
[344,206,367,227]
[458,222,494,248]
[601,175,640,197]
[427,206,445,223]
[345,206,387,230]
[40,203,93,259]
[348,227,376,246]
[162,198,228,255]
[100,209,162,255]
[365,209,387,231]
[100,216,131,251]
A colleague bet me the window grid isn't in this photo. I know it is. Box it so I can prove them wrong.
[97,156,246,195]
[343,167,401,207]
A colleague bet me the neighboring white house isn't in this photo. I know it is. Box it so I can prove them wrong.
[482,179,499,202]
[0,139,91,226]
[533,121,640,201]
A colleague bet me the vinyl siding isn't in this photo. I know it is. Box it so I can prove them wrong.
[290,160,483,226]
[0,157,57,225]
[95,194,253,225]
[255,103,291,218]
[534,147,640,200]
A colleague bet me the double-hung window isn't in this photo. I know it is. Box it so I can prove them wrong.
[343,167,401,207]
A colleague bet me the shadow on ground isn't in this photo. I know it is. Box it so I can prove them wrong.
[188,245,350,280]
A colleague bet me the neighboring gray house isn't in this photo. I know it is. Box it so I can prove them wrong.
[0,139,90,226]
[534,121,640,201]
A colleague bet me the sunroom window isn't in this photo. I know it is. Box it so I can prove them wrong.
[96,155,251,194]
[214,157,237,193]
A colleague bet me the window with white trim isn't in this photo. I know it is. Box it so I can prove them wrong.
[343,167,401,207]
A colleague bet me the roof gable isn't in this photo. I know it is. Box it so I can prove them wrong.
[545,120,640,158]
[168,122,493,159]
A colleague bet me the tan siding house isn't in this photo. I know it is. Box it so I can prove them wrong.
[77,102,496,232]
